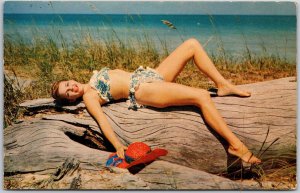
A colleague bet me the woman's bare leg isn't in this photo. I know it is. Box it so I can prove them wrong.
[155,38,250,97]
[135,82,261,164]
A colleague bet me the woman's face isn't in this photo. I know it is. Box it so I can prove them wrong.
[57,80,85,102]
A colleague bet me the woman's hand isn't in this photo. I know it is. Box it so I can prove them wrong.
[116,144,128,159]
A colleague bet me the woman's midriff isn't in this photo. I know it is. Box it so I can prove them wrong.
[108,69,132,100]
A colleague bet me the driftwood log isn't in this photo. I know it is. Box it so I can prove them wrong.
[4,77,296,189]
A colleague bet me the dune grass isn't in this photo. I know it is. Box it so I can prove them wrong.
[4,23,296,124]
[4,28,296,93]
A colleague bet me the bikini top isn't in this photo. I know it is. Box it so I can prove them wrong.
[89,67,114,102]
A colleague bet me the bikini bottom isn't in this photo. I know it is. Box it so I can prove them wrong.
[128,66,164,110]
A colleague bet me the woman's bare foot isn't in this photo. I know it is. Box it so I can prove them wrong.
[228,144,261,164]
[217,82,251,97]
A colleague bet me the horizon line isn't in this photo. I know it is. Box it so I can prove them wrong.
[4,13,296,16]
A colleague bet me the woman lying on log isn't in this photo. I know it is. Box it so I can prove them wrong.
[51,38,261,164]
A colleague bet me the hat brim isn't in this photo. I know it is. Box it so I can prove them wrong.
[125,148,168,169]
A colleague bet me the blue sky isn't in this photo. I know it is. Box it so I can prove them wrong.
[4,1,297,15]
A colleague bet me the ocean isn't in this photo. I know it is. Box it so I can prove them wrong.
[4,14,297,62]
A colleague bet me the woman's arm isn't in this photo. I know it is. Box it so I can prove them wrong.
[83,93,127,158]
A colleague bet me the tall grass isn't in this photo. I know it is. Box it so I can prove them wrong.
[4,74,24,127]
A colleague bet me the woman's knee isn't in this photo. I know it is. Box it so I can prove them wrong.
[185,38,202,52]
[195,89,212,107]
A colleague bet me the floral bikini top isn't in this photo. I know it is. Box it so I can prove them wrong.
[89,67,114,102]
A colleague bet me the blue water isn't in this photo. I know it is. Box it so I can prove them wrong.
[4,14,297,62]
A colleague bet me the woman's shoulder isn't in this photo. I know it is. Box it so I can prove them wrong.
[83,87,107,105]
[83,88,97,98]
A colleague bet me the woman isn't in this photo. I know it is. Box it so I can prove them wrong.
[51,38,261,164]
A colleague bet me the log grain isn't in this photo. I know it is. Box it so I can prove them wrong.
[4,77,296,189]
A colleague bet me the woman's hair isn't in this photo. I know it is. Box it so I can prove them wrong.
[51,80,69,104]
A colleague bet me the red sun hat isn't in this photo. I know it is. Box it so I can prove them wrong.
[106,142,168,169]
[126,142,151,159]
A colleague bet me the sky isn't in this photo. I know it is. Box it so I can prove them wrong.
[3,1,297,15]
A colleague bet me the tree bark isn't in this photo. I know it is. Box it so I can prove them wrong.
[4,77,296,189]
